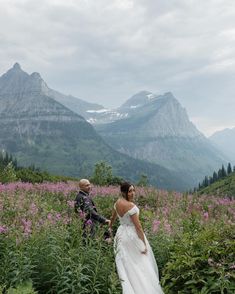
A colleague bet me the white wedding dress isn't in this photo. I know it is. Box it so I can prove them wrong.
[114,204,164,294]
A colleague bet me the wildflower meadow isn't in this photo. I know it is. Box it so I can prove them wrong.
[0,182,235,293]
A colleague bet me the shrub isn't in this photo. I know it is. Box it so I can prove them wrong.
[162,224,235,293]
[91,161,113,186]
[0,162,17,183]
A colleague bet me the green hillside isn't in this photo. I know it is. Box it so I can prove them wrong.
[198,171,235,197]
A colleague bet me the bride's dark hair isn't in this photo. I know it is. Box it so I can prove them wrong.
[120,182,134,200]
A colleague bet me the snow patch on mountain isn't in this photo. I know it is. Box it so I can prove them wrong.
[87,109,109,113]
[130,104,141,109]
[147,93,155,99]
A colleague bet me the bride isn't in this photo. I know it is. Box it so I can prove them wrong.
[109,182,164,294]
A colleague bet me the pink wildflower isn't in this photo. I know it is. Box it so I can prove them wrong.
[164,222,172,234]
[55,213,61,220]
[203,212,209,221]
[79,210,86,219]
[152,220,161,233]
[67,200,75,208]
[85,219,93,226]
[21,219,32,236]
[47,213,53,220]
[29,202,38,215]
[0,225,8,234]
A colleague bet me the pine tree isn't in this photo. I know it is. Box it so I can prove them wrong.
[204,176,209,187]
[227,163,232,174]
[0,152,3,168]
[4,152,9,166]
[221,165,227,177]
[209,176,213,185]
[0,162,17,183]
[212,171,218,182]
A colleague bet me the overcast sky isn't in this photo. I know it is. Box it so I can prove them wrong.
[0,0,235,136]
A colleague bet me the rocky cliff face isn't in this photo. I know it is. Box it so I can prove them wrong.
[0,63,82,122]
[95,92,227,187]
[117,92,201,138]
[0,63,188,190]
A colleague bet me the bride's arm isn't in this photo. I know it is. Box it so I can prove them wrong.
[109,209,117,233]
[130,214,147,254]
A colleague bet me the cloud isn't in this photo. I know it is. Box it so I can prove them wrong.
[0,0,235,135]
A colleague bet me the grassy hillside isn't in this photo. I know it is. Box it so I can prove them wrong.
[198,171,235,197]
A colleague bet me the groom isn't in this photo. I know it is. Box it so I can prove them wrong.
[75,179,110,239]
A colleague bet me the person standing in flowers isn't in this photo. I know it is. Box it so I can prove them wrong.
[75,179,110,239]
[108,182,164,294]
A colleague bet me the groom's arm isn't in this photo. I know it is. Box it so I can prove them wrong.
[83,199,108,224]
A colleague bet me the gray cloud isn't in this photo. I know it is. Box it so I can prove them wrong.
[0,0,235,135]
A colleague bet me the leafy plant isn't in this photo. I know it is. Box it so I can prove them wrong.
[162,224,235,293]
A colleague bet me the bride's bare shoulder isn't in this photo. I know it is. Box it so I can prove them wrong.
[116,198,135,209]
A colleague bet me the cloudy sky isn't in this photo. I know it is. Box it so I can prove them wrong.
[0,0,235,136]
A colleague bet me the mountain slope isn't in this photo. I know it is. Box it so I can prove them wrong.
[45,88,105,120]
[210,128,235,163]
[0,63,188,190]
[95,92,227,187]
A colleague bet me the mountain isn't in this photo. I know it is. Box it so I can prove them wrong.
[0,63,189,190]
[210,128,235,164]
[94,91,227,187]
[51,90,129,125]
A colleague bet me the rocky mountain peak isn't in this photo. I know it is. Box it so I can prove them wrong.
[0,64,84,122]
[0,64,50,95]
[119,91,178,112]
[141,92,201,138]
[13,62,22,70]
[0,63,29,94]
[3,62,27,77]
[27,71,49,94]
[119,91,153,110]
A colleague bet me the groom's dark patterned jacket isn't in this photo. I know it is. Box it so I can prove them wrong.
[74,190,107,224]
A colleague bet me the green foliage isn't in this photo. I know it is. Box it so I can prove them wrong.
[137,173,148,187]
[1,184,234,293]
[197,162,235,197]
[162,224,235,293]
[0,221,121,294]
[6,281,37,294]
[91,161,122,186]
[15,167,76,183]
[148,232,173,275]
[0,151,17,169]
[198,171,235,197]
[0,150,78,184]
[0,162,17,183]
